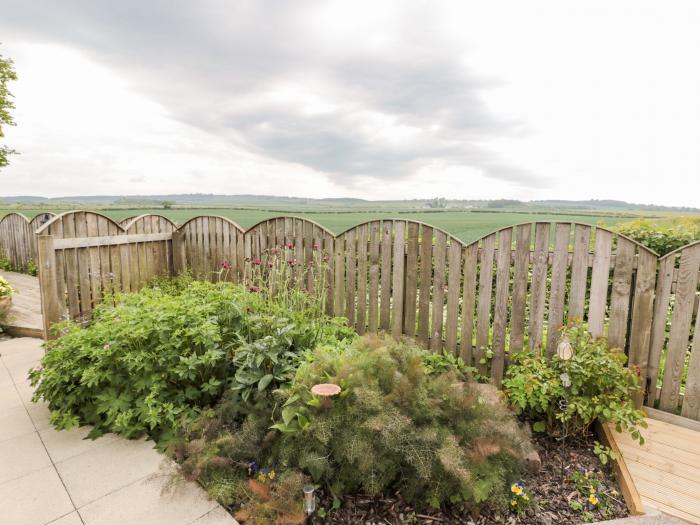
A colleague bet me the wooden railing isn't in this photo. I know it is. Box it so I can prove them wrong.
[23,211,700,422]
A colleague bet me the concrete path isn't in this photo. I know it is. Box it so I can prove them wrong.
[0,337,237,525]
[0,270,43,338]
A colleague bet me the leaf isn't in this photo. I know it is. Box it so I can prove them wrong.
[532,421,546,432]
[258,373,274,391]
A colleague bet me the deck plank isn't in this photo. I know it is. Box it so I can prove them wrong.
[0,270,43,338]
[608,415,700,523]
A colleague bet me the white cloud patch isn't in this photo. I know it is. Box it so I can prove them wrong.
[1,0,699,206]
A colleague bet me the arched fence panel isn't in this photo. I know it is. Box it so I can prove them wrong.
[123,215,177,288]
[0,212,33,270]
[174,216,246,283]
[243,217,335,310]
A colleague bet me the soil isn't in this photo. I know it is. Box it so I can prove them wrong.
[307,431,629,525]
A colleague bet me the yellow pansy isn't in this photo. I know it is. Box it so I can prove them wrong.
[588,494,599,506]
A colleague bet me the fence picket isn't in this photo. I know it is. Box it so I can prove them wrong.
[546,223,571,356]
[391,221,406,337]
[476,233,496,373]
[492,228,512,383]
[659,246,700,412]
[509,224,531,353]
[588,229,613,338]
[528,223,550,350]
[430,230,447,352]
[444,240,462,354]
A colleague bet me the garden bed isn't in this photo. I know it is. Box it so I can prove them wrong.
[228,430,628,525]
[28,276,646,525]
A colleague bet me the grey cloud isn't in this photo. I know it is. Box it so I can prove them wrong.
[1,0,546,187]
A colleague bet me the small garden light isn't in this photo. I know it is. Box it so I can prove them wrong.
[303,484,316,515]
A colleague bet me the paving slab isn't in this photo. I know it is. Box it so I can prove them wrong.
[0,466,75,525]
[0,336,237,525]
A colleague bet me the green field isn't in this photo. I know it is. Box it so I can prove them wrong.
[0,206,649,243]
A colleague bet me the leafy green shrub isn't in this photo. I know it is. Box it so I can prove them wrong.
[270,335,532,510]
[613,218,700,255]
[503,320,647,442]
[29,276,353,443]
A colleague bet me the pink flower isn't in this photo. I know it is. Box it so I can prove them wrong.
[222,260,232,270]
[267,262,273,268]
[286,242,294,249]
[313,243,319,250]
[253,259,261,266]
[249,286,260,293]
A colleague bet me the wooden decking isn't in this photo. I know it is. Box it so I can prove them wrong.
[0,270,43,338]
[608,411,700,524]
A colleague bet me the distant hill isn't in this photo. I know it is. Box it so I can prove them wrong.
[0,194,698,213]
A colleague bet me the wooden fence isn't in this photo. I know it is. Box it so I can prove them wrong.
[0,212,55,270]
[25,211,700,422]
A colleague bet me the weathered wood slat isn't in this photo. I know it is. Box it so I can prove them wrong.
[333,233,345,317]
[368,221,381,332]
[74,212,93,316]
[460,243,478,365]
[528,223,550,351]
[491,228,512,383]
[588,228,613,338]
[509,224,531,353]
[444,239,462,354]
[681,308,700,420]
[545,223,571,356]
[37,235,60,338]
[430,229,447,352]
[344,229,357,326]
[391,221,406,337]
[646,255,675,403]
[417,225,433,346]
[569,224,592,319]
[403,222,419,336]
[628,249,657,406]
[53,232,173,249]
[380,220,393,331]
[476,233,496,372]
[659,245,700,412]
[608,238,635,349]
[355,224,368,334]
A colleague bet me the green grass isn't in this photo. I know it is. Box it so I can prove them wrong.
[0,206,666,243]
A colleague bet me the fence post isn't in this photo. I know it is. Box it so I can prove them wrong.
[171,230,186,276]
[37,235,60,340]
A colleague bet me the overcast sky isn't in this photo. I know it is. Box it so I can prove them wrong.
[1,1,699,206]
